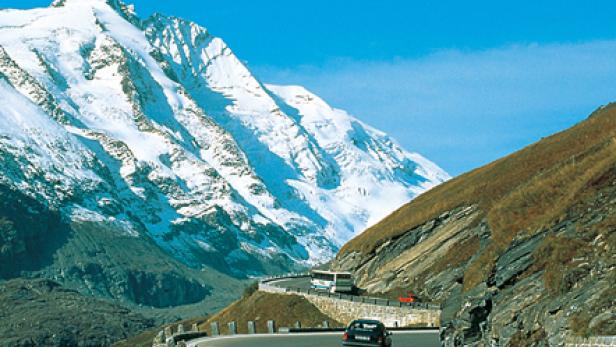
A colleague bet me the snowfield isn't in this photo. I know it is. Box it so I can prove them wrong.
[0,0,449,276]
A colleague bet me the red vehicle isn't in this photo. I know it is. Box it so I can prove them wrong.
[398,293,418,303]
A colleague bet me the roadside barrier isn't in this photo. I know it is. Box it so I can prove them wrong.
[565,335,616,346]
[259,273,441,310]
[155,274,442,346]
[152,323,207,347]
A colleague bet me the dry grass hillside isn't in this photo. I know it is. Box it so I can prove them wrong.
[198,290,342,334]
[341,104,616,289]
[113,286,341,346]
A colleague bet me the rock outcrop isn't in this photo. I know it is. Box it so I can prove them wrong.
[334,107,616,346]
[0,278,154,347]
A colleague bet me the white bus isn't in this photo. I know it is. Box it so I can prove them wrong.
[310,270,354,293]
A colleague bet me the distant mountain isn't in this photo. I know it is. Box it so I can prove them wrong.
[0,0,447,295]
[334,107,616,345]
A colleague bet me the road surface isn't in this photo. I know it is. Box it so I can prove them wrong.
[188,330,440,347]
[268,276,312,290]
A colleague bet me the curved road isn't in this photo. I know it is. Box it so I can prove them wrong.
[267,276,312,290]
[188,330,440,347]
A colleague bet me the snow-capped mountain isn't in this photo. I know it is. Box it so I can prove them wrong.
[0,0,449,277]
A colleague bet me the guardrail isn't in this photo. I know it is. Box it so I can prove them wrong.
[259,273,441,310]
[565,335,616,346]
[152,323,208,347]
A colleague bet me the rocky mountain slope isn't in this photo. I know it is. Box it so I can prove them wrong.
[0,278,154,347]
[0,0,447,294]
[334,107,616,345]
[0,2,450,336]
[0,177,242,327]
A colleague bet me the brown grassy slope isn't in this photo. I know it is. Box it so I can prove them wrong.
[198,291,342,334]
[339,105,616,290]
[341,105,616,256]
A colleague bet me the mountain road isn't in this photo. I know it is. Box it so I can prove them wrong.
[266,276,313,290]
[188,330,440,347]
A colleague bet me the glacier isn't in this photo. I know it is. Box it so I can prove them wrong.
[0,0,449,277]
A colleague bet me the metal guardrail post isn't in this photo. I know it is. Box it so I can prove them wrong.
[322,320,330,328]
[267,320,276,334]
[228,321,237,335]
[294,321,301,329]
[154,330,165,345]
[164,326,173,339]
[210,322,219,336]
[248,321,256,334]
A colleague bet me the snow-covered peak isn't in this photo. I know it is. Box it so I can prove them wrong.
[0,2,449,277]
[51,0,139,25]
[52,0,107,5]
[52,0,127,8]
[51,0,120,11]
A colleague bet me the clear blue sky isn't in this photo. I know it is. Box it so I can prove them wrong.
[3,0,616,175]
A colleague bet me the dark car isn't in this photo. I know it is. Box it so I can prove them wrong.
[342,319,393,347]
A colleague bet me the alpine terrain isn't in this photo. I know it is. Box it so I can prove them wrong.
[334,107,616,345]
[0,0,447,326]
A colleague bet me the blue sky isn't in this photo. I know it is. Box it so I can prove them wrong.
[3,0,616,175]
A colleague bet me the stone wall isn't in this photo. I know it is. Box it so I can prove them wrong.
[565,336,616,347]
[259,283,440,327]
[303,294,440,327]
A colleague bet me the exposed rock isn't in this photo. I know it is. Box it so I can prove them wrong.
[492,233,544,289]
[334,205,481,302]
[334,109,616,346]
[0,278,154,347]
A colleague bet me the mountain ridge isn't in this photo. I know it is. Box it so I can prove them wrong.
[0,0,447,306]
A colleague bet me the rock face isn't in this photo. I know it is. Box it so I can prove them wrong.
[0,0,448,286]
[334,108,616,346]
[0,182,221,310]
[0,278,154,347]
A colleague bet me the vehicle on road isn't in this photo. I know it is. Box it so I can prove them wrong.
[398,292,418,303]
[342,319,393,347]
[310,270,354,293]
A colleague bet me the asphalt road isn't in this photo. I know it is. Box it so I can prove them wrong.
[189,330,440,347]
[268,276,312,290]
